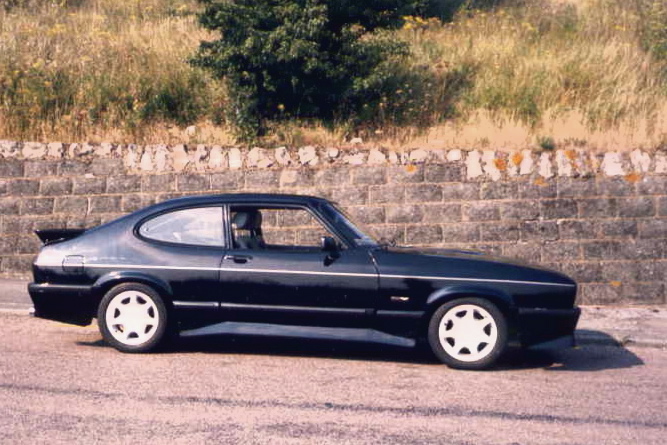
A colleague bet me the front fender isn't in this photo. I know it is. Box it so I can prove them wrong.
[425,285,515,315]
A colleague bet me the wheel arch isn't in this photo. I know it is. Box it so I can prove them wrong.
[91,272,174,316]
[421,285,516,336]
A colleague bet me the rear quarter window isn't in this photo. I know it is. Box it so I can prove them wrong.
[138,207,223,247]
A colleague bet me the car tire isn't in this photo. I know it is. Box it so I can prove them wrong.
[97,283,170,353]
[428,297,508,370]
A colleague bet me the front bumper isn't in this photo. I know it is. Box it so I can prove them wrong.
[28,283,95,326]
[516,307,581,347]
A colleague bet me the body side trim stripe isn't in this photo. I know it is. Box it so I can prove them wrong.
[34,262,575,287]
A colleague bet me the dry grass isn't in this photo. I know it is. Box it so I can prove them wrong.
[0,0,666,150]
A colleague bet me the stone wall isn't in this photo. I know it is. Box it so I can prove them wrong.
[1,140,666,305]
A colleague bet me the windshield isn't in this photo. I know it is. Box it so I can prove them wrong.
[315,202,379,247]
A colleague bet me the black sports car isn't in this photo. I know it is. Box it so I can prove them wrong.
[29,193,580,369]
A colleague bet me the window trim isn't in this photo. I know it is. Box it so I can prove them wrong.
[225,203,348,251]
[134,205,226,249]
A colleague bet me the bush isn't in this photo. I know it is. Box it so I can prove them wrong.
[191,0,427,139]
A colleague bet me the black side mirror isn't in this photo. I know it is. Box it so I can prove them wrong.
[321,236,338,253]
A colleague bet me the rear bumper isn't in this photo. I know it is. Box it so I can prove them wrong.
[516,307,581,347]
[28,283,94,326]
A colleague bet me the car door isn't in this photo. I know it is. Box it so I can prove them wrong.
[218,204,378,328]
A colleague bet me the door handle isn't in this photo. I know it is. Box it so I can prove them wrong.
[224,254,252,264]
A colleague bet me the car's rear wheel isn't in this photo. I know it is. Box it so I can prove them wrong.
[428,297,508,370]
[97,283,169,353]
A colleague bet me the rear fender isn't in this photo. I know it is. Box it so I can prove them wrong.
[92,272,174,308]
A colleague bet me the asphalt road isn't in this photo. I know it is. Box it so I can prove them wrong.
[1,313,665,444]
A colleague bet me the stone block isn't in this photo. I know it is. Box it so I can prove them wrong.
[40,178,72,196]
[352,167,387,185]
[659,197,667,217]
[520,221,559,241]
[621,282,665,304]
[557,220,597,239]
[244,170,280,191]
[406,224,442,245]
[347,206,385,225]
[386,165,425,184]
[557,177,596,198]
[314,168,350,188]
[638,219,667,238]
[90,195,122,214]
[372,225,405,245]
[617,197,655,218]
[0,161,23,178]
[121,195,143,213]
[329,187,368,206]
[502,242,542,263]
[442,223,480,243]
[422,203,462,223]
[541,241,581,261]
[597,177,636,196]
[600,261,639,282]
[578,198,617,218]
[579,283,622,304]
[0,180,6,196]
[369,185,405,204]
[423,164,462,183]
[0,255,33,274]
[209,171,243,191]
[141,174,176,193]
[20,198,54,215]
[73,177,106,195]
[17,235,40,254]
[480,222,520,242]
[107,175,141,193]
[177,174,209,192]
[24,161,58,177]
[540,199,578,220]
[637,176,667,195]
[0,236,17,253]
[582,240,622,259]
[518,180,556,199]
[386,205,423,224]
[480,182,518,200]
[554,261,602,283]
[0,198,20,215]
[597,220,637,238]
[9,179,40,196]
[406,184,442,203]
[500,201,540,221]
[441,183,480,201]
[463,201,500,221]
[55,196,88,214]
[58,160,89,176]
[618,239,665,260]
[91,158,124,176]
[636,260,667,281]
[279,169,315,188]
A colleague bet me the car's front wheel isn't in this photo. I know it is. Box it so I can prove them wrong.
[428,297,508,370]
[97,283,169,353]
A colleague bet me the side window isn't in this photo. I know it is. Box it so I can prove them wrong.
[139,207,223,247]
[230,206,339,250]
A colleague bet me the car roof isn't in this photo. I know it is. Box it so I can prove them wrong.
[152,193,330,211]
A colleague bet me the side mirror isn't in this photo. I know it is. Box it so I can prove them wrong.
[321,236,338,252]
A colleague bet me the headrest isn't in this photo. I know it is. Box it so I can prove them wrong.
[232,210,262,231]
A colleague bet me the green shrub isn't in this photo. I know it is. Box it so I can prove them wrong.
[191,0,426,139]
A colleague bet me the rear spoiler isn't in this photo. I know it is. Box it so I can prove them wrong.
[35,229,86,245]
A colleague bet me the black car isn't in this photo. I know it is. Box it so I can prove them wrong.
[29,194,579,369]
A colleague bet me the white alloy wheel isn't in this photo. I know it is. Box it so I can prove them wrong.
[438,304,497,362]
[105,290,160,346]
[428,298,508,370]
[98,283,169,353]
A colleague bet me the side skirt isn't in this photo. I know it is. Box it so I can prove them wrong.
[179,322,416,348]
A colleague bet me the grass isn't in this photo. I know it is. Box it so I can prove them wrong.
[0,0,666,150]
